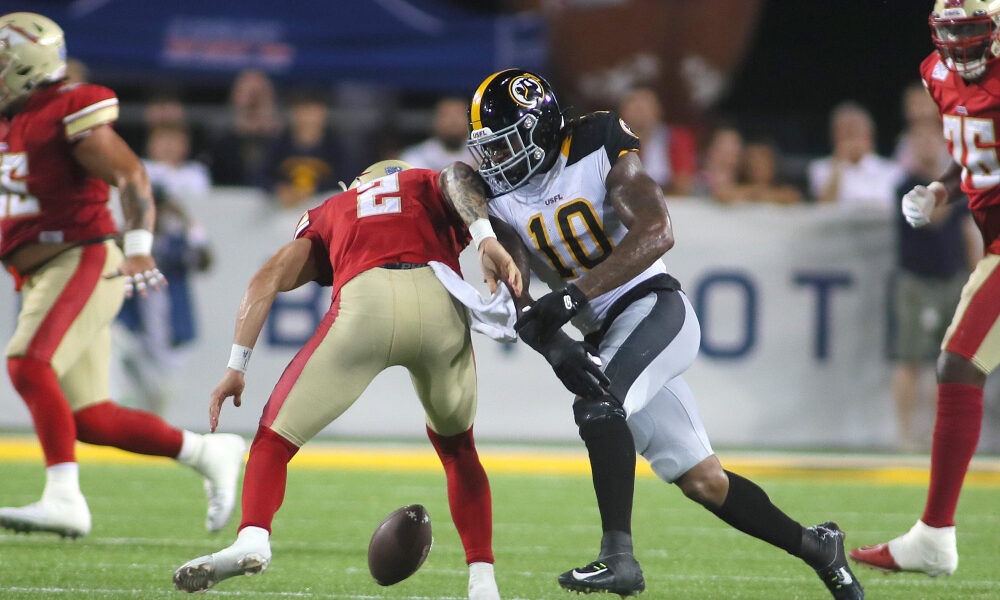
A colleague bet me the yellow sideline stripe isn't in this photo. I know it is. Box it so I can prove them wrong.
[2,437,999,486]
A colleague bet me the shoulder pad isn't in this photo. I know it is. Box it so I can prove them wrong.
[564,110,639,167]
[60,84,119,140]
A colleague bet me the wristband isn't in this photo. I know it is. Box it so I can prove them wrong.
[228,344,252,373]
[469,218,496,249]
[123,229,154,257]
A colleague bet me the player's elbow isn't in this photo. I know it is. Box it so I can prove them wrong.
[247,263,283,298]
[116,160,151,193]
[646,219,674,255]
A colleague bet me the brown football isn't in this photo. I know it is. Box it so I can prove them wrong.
[367,504,432,586]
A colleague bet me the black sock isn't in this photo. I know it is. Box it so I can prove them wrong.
[708,470,804,556]
[578,416,636,539]
[600,529,634,557]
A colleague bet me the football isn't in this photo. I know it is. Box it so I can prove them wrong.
[367,504,433,586]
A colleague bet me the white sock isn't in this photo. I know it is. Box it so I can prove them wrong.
[176,430,204,465]
[915,520,957,541]
[236,526,270,548]
[469,561,495,581]
[43,462,81,499]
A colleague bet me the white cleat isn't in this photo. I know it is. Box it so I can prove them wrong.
[173,527,271,593]
[468,561,500,600]
[887,520,959,577]
[190,433,247,533]
[0,493,91,538]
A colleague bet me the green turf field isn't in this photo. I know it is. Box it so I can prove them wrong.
[0,457,997,600]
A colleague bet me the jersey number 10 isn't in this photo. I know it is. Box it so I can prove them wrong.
[527,199,614,279]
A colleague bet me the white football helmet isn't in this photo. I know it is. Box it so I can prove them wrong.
[348,159,414,190]
[0,12,66,112]
[930,0,1000,80]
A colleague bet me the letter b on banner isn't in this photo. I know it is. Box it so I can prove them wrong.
[266,283,327,347]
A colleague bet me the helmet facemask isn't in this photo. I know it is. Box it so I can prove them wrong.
[931,9,999,80]
[469,111,550,195]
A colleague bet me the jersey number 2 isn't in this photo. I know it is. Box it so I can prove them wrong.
[942,115,1000,189]
[356,172,402,218]
[0,153,40,218]
[527,199,614,280]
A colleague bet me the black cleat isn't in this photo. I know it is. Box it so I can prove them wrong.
[558,553,645,597]
[803,522,865,600]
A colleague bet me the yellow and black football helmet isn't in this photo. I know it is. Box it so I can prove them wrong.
[467,69,563,195]
[930,0,1000,80]
[0,12,66,112]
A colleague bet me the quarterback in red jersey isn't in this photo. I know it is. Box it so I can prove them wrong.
[172,160,521,599]
[0,12,245,539]
[851,0,1000,577]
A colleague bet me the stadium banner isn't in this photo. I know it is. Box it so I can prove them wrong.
[0,1,545,91]
[0,192,901,448]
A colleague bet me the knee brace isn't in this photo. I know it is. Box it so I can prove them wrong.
[573,396,626,431]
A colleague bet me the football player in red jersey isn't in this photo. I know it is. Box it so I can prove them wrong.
[0,12,246,538]
[172,160,522,599]
[850,0,1000,577]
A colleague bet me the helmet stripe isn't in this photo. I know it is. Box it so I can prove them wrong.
[470,70,507,130]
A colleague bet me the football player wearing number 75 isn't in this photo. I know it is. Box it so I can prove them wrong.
[173,160,522,600]
[850,0,1000,578]
[0,12,245,539]
[466,69,864,599]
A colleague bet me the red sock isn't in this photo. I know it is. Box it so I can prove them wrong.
[74,400,183,457]
[239,426,299,533]
[7,357,76,466]
[427,426,493,564]
[922,383,984,528]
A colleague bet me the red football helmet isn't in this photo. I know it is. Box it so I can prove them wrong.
[930,0,1000,80]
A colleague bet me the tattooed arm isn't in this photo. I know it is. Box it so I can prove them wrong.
[438,162,522,295]
[73,124,162,295]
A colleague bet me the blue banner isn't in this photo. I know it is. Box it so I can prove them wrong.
[0,1,546,91]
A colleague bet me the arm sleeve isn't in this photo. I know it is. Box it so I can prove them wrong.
[61,84,119,141]
[426,169,472,250]
[293,209,334,286]
[604,111,641,167]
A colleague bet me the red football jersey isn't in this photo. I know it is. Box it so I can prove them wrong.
[295,168,470,297]
[0,82,120,259]
[921,52,1000,254]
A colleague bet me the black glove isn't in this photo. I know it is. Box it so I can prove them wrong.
[545,337,611,398]
[520,318,610,397]
[514,283,588,345]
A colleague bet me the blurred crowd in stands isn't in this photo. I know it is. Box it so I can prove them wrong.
[86,63,961,219]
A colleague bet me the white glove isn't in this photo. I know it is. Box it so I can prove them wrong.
[901,184,938,228]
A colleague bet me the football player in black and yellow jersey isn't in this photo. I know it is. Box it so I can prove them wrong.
[466,69,865,600]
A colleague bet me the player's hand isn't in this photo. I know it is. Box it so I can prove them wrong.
[478,237,523,296]
[518,319,610,397]
[543,336,610,397]
[209,369,245,432]
[105,254,168,298]
[514,284,587,344]
[901,184,940,228]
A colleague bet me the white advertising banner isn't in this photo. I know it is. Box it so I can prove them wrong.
[0,193,899,448]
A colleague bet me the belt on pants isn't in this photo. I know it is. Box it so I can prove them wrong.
[378,262,428,270]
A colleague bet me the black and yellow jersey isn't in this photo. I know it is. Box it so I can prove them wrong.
[488,110,669,334]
